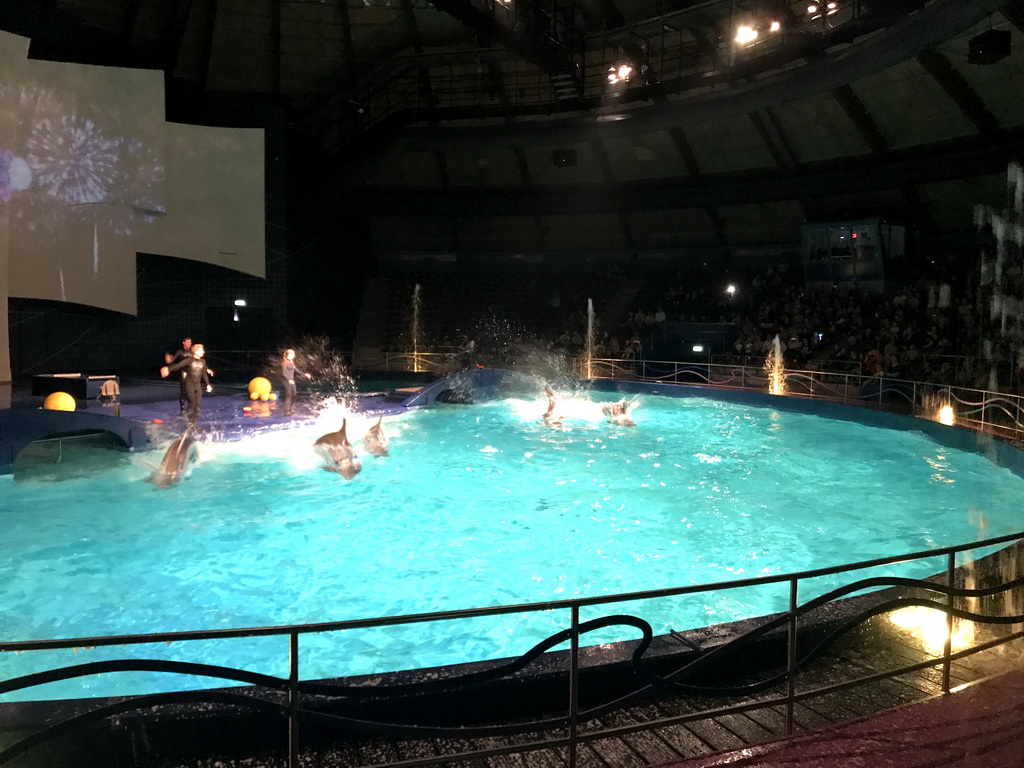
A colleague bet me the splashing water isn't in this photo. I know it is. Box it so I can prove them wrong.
[765,334,786,395]
[976,162,1024,391]
[263,335,358,410]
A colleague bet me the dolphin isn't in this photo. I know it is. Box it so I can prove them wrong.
[148,430,197,488]
[601,397,637,427]
[314,418,362,480]
[542,385,563,428]
[363,416,389,457]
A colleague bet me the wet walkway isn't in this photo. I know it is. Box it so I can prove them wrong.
[661,668,1024,768]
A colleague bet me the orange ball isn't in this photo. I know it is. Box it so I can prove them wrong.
[250,391,260,400]
[268,393,278,401]
[43,392,76,411]
[259,393,270,401]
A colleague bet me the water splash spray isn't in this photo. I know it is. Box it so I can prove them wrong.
[976,162,1024,390]
[765,334,786,396]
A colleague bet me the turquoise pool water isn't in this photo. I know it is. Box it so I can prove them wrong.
[2,391,1023,702]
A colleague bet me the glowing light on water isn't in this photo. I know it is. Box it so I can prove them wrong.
[890,606,973,653]
[411,283,422,373]
[765,334,786,395]
[938,405,955,426]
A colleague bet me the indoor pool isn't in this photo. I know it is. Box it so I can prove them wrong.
[2,389,1023,702]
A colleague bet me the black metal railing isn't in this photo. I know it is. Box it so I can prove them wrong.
[4,530,1024,767]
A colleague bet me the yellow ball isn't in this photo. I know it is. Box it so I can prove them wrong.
[43,391,76,411]
[249,391,260,400]
[268,393,278,401]
[259,393,270,401]
[248,376,272,396]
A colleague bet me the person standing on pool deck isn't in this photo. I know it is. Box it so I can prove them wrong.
[281,348,312,416]
[164,336,193,412]
[161,343,213,427]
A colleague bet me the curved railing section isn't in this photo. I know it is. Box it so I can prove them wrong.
[3,531,1024,767]
[589,357,1024,444]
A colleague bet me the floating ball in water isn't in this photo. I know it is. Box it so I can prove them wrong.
[248,377,272,396]
[43,392,76,411]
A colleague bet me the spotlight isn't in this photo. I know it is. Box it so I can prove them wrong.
[726,284,737,296]
[735,25,758,44]
[807,3,818,13]
[692,345,704,353]
[769,20,781,32]
[607,63,633,84]
[234,298,247,307]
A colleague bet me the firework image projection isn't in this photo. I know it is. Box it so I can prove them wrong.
[0,50,167,315]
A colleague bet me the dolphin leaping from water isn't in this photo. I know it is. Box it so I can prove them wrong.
[314,418,362,480]
[148,430,197,488]
[601,397,637,427]
[363,416,389,457]
[542,385,563,428]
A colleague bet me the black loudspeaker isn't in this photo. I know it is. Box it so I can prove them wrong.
[552,149,577,167]
[968,29,1010,65]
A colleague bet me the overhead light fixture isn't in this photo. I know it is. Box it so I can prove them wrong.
[607,63,633,84]
[692,345,705,353]
[726,284,737,296]
[807,3,818,13]
[770,20,782,32]
[735,25,758,44]
[234,299,247,307]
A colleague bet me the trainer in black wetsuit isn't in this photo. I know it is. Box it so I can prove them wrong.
[166,337,192,412]
[280,348,311,416]
[162,343,212,426]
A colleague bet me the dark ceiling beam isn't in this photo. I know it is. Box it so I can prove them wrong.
[831,85,937,231]
[269,0,281,94]
[162,0,196,77]
[195,0,219,92]
[831,84,889,155]
[337,0,358,86]
[669,126,727,245]
[349,126,1024,216]
[427,0,567,72]
[436,152,460,252]
[118,0,144,53]
[401,0,435,110]
[513,147,549,251]
[916,49,1000,134]
[747,107,821,220]
[590,138,636,247]
[1001,2,1024,33]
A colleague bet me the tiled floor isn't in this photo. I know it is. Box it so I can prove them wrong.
[662,668,1024,768]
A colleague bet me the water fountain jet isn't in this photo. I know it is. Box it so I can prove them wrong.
[765,334,786,396]
[411,283,422,373]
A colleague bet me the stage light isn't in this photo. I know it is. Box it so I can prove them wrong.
[234,298,247,307]
[735,25,758,44]
[607,63,633,84]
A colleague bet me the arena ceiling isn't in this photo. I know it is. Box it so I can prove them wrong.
[3,0,1023,257]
